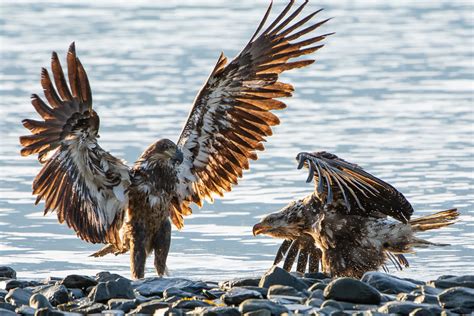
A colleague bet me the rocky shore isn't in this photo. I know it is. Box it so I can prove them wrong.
[0,266,473,315]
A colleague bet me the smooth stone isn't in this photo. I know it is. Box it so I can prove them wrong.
[259,266,308,291]
[202,288,226,300]
[413,294,439,305]
[239,299,289,315]
[329,311,350,316]
[192,306,240,316]
[438,286,474,313]
[95,272,128,283]
[304,272,330,280]
[267,285,303,298]
[70,302,106,314]
[101,310,125,316]
[219,277,261,290]
[0,268,16,279]
[409,308,436,316]
[29,293,53,309]
[222,287,263,305]
[243,309,271,316]
[163,287,196,299]
[283,303,313,313]
[88,278,134,303]
[0,308,16,316]
[5,287,32,306]
[268,295,304,305]
[321,299,343,310]
[308,282,327,292]
[132,277,199,297]
[128,299,169,314]
[429,275,474,289]
[361,272,418,294]
[39,284,70,306]
[1,279,41,291]
[0,289,7,300]
[324,277,381,305]
[153,307,186,315]
[418,285,442,296]
[108,298,138,312]
[68,288,84,300]
[15,305,36,316]
[60,275,97,289]
[171,299,211,309]
[239,286,268,298]
[378,301,441,315]
[306,298,323,307]
[397,293,417,302]
[0,302,16,311]
[309,289,325,300]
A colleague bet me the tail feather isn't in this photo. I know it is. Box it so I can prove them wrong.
[410,208,459,232]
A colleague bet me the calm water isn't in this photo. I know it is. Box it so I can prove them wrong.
[0,0,473,281]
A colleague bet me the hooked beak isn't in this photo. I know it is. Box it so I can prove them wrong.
[252,223,271,236]
[173,148,184,165]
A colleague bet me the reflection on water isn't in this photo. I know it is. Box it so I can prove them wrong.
[0,0,473,280]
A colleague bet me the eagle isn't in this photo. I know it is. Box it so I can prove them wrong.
[253,151,459,278]
[19,1,331,279]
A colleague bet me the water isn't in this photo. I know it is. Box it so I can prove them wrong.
[0,0,473,281]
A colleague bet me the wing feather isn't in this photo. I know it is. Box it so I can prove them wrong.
[20,43,130,243]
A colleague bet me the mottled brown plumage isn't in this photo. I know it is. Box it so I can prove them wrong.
[20,2,331,279]
[253,151,459,278]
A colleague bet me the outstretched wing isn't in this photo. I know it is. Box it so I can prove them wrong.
[171,1,331,228]
[296,151,414,223]
[20,43,130,244]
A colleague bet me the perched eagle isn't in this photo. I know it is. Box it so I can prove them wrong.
[253,151,459,278]
[19,1,331,279]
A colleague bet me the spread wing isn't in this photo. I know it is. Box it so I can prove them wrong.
[171,1,331,228]
[296,151,414,223]
[20,43,130,244]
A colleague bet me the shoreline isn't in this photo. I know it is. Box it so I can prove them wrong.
[1,266,473,315]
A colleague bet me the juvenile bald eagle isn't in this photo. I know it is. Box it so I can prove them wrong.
[253,152,459,278]
[19,2,331,279]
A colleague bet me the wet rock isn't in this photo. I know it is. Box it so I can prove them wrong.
[60,275,97,289]
[15,305,35,316]
[29,293,53,309]
[0,308,16,316]
[416,285,442,296]
[128,299,169,314]
[321,299,343,310]
[258,266,307,291]
[308,282,326,291]
[267,285,303,299]
[95,272,128,283]
[0,267,16,279]
[396,293,417,302]
[172,299,211,309]
[267,295,303,305]
[39,284,70,306]
[304,272,329,280]
[70,301,106,314]
[378,301,441,315]
[67,288,84,300]
[438,286,474,313]
[413,294,438,305]
[222,287,263,305]
[306,298,323,307]
[239,286,268,298]
[1,279,41,291]
[309,289,324,300]
[0,289,8,300]
[132,277,198,297]
[243,309,271,316]
[5,287,32,306]
[163,287,196,299]
[219,277,261,290]
[361,272,418,294]
[193,306,240,316]
[202,288,226,300]
[239,299,289,315]
[284,303,313,314]
[409,308,436,316]
[0,302,16,311]
[429,275,474,289]
[108,298,138,312]
[88,278,134,303]
[324,277,381,304]
[153,307,185,315]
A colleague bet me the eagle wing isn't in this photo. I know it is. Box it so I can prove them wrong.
[20,43,130,244]
[171,1,331,228]
[296,151,413,223]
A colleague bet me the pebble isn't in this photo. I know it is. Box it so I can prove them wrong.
[60,274,97,289]
[132,277,201,296]
[108,298,138,312]
[324,277,381,304]
[258,266,307,291]
[88,278,135,303]
[128,299,169,314]
[378,301,442,315]
[267,285,303,298]
[220,277,261,290]
[193,306,240,316]
[239,298,289,315]
[361,272,419,294]
[222,287,263,305]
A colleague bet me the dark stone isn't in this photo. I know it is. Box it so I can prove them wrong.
[88,278,134,303]
[0,268,16,279]
[108,298,138,312]
[172,299,212,309]
[128,299,169,314]
[239,286,268,298]
[309,289,324,300]
[132,277,200,297]
[95,271,128,283]
[324,277,381,304]
[409,308,436,316]
[29,293,53,309]
[306,298,323,307]
[202,288,226,300]
[219,277,261,290]
[5,287,32,306]
[239,299,289,315]
[60,275,97,289]
[39,284,69,306]
[0,302,15,311]
[15,305,35,316]
[283,303,313,314]
[258,266,308,291]
[417,285,442,296]
[1,279,41,291]
[304,272,329,280]
[438,286,474,313]
[193,306,240,316]
[397,293,418,301]
[153,307,186,316]
[321,299,343,310]
[429,275,474,289]
[163,287,196,299]
[0,308,16,315]
[378,301,442,315]
[361,272,419,294]
[222,287,263,305]
[70,301,106,314]
[267,285,303,298]
[67,288,84,300]
[413,294,439,305]
[308,282,326,291]
[243,309,271,316]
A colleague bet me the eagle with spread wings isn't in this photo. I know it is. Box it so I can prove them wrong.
[19,1,331,279]
[253,152,459,278]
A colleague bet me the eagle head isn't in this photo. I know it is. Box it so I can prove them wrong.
[140,139,184,166]
[253,201,308,240]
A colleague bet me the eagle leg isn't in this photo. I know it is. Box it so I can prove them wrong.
[130,222,147,279]
[153,219,171,276]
